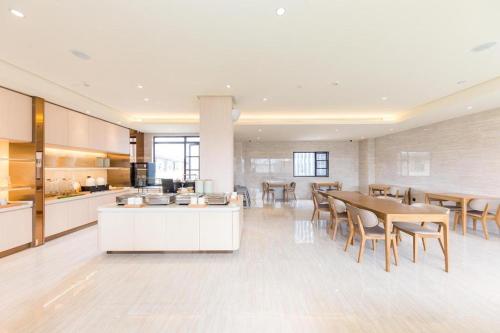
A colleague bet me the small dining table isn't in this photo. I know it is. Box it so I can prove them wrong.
[267,181,290,201]
[368,184,392,196]
[321,191,450,272]
[313,182,342,191]
[424,192,491,236]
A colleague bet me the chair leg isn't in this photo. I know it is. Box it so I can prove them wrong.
[481,217,489,240]
[332,220,339,240]
[438,237,445,256]
[453,212,460,231]
[357,238,366,263]
[421,238,427,251]
[311,209,317,223]
[372,239,376,252]
[391,239,399,266]
[344,227,354,251]
[412,236,418,263]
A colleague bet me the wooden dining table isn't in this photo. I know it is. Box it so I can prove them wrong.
[313,181,342,191]
[320,191,450,272]
[368,184,392,196]
[424,192,492,236]
[267,182,290,201]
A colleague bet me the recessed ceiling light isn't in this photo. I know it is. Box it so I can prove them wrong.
[226,84,231,89]
[457,80,467,85]
[471,41,497,52]
[296,85,303,89]
[258,129,262,132]
[118,121,122,125]
[9,9,25,18]
[137,84,143,89]
[381,97,388,101]
[82,81,90,88]
[262,98,268,102]
[331,81,340,86]
[467,106,473,110]
[85,110,91,114]
[276,8,286,16]
[70,49,91,60]
[143,98,149,102]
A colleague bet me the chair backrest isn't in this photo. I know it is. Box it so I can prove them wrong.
[327,197,346,216]
[411,203,449,214]
[469,198,500,215]
[357,207,379,228]
[346,204,359,226]
[377,196,404,204]
[312,190,320,209]
[290,181,296,189]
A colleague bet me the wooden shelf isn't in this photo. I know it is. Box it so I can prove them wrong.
[0,158,35,162]
[0,186,34,192]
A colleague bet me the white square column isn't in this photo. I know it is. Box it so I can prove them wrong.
[198,96,234,193]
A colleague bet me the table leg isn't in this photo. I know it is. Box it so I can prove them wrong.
[425,194,430,204]
[443,220,449,272]
[461,199,467,235]
[385,217,392,272]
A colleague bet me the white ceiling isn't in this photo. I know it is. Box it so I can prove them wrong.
[0,0,500,141]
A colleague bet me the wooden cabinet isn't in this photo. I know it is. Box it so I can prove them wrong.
[0,87,32,142]
[44,103,68,146]
[45,102,129,154]
[0,208,32,252]
[67,111,89,148]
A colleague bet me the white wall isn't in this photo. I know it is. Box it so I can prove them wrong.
[234,140,359,199]
[374,108,500,200]
[358,138,375,195]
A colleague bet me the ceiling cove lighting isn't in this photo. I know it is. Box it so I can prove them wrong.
[9,8,25,18]
[276,8,286,16]
[471,41,496,52]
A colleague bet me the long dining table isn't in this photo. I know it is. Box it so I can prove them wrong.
[320,191,450,272]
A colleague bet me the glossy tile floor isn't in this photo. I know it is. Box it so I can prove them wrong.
[1,200,500,333]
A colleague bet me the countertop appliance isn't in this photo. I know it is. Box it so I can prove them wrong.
[131,162,156,187]
[116,193,145,205]
[175,193,202,205]
[205,193,228,205]
[143,193,176,205]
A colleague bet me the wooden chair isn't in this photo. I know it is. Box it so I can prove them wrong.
[327,197,348,240]
[284,181,297,201]
[311,190,330,225]
[454,199,500,239]
[262,182,275,202]
[393,203,449,263]
[345,204,399,265]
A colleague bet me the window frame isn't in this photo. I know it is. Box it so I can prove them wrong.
[293,151,330,177]
[153,136,200,180]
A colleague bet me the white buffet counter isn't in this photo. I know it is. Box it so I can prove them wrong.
[98,203,243,252]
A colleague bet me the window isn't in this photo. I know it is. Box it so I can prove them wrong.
[153,136,200,180]
[293,152,329,177]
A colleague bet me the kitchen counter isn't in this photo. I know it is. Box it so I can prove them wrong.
[45,188,132,205]
[0,201,33,213]
[98,202,243,252]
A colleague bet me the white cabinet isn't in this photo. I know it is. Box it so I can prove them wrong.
[99,212,135,250]
[0,208,32,251]
[45,202,68,237]
[67,111,89,148]
[44,103,68,146]
[67,199,89,230]
[45,103,129,154]
[165,212,199,250]
[0,87,32,142]
[199,212,233,250]
[135,213,166,250]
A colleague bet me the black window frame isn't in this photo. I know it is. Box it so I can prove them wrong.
[153,136,200,180]
[293,151,330,177]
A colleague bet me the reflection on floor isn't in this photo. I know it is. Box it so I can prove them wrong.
[1,200,500,332]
